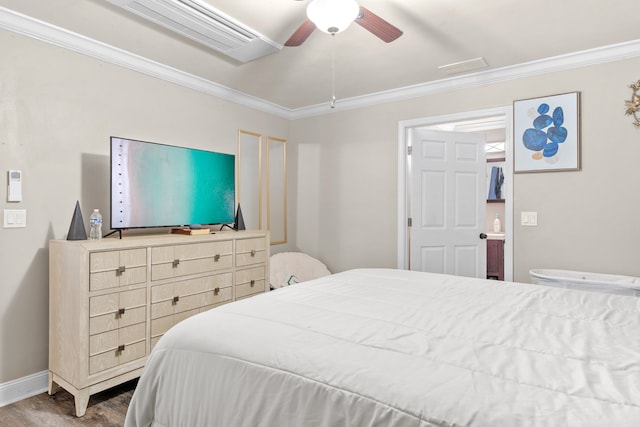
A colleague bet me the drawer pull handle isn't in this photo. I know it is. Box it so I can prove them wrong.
[117,308,126,317]
[117,344,125,353]
[250,279,255,287]
[214,287,220,295]
[250,249,256,257]
[172,259,180,268]
[214,254,220,262]
[117,266,126,275]
[173,296,180,305]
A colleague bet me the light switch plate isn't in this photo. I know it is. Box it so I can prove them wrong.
[521,211,537,226]
[4,209,26,228]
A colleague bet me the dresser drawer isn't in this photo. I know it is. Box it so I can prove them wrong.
[175,241,232,261]
[89,340,146,376]
[236,238,267,268]
[89,248,147,291]
[236,237,266,254]
[151,241,233,263]
[204,285,233,306]
[151,273,230,302]
[235,281,265,299]
[151,286,232,319]
[89,306,146,335]
[152,294,205,319]
[235,266,266,299]
[236,266,265,286]
[151,273,233,319]
[89,322,146,356]
[89,288,146,318]
[151,241,233,281]
[176,272,232,296]
[90,248,146,271]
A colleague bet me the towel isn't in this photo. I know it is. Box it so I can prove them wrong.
[488,166,504,200]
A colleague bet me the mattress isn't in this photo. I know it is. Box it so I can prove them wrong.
[125,268,640,427]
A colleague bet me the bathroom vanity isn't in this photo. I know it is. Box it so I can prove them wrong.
[486,235,504,280]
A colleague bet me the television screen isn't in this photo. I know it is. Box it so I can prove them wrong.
[110,136,235,229]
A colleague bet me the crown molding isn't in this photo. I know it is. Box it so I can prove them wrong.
[0,6,290,118]
[294,38,640,119]
[2,6,640,121]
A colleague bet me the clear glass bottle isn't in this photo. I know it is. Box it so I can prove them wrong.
[493,214,501,233]
[89,209,103,240]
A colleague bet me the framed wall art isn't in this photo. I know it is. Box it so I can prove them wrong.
[513,92,581,173]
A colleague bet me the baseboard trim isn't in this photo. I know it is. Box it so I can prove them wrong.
[0,370,48,408]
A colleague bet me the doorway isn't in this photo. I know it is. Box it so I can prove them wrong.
[397,106,513,281]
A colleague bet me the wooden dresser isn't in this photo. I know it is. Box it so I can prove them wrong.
[48,231,269,416]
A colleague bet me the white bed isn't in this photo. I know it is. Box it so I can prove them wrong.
[125,268,640,427]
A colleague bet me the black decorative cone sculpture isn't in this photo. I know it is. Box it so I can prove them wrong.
[234,204,246,231]
[67,201,87,240]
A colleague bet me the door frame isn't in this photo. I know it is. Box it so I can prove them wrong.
[397,106,514,281]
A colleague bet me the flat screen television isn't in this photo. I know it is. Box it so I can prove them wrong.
[110,136,235,230]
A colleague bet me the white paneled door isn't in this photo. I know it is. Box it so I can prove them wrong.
[409,129,487,278]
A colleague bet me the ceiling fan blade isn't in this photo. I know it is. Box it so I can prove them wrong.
[285,19,316,47]
[355,6,403,43]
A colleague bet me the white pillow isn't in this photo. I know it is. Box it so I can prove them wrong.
[270,252,331,289]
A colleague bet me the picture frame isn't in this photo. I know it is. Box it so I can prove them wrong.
[513,92,581,173]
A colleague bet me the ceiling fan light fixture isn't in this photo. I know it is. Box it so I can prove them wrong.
[306,0,360,34]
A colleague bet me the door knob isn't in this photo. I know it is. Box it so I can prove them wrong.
[479,233,487,239]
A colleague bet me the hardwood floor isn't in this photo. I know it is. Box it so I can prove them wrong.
[0,379,136,427]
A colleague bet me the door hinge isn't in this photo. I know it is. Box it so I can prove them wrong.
[407,146,413,155]
[408,217,412,227]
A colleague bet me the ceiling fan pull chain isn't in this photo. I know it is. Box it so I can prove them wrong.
[330,33,336,109]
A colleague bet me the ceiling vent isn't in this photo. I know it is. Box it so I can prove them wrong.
[438,57,488,76]
[107,0,281,62]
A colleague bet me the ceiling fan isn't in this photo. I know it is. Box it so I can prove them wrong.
[285,0,403,47]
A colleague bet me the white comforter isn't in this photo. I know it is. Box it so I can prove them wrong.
[125,268,640,427]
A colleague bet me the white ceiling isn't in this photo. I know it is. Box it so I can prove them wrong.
[2,0,640,109]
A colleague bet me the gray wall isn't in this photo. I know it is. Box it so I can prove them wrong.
[0,30,291,384]
[293,57,640,282]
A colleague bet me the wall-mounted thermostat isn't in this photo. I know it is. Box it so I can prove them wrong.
[7,170,22,202]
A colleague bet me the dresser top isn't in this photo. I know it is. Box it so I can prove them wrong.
[51,230,269,250]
